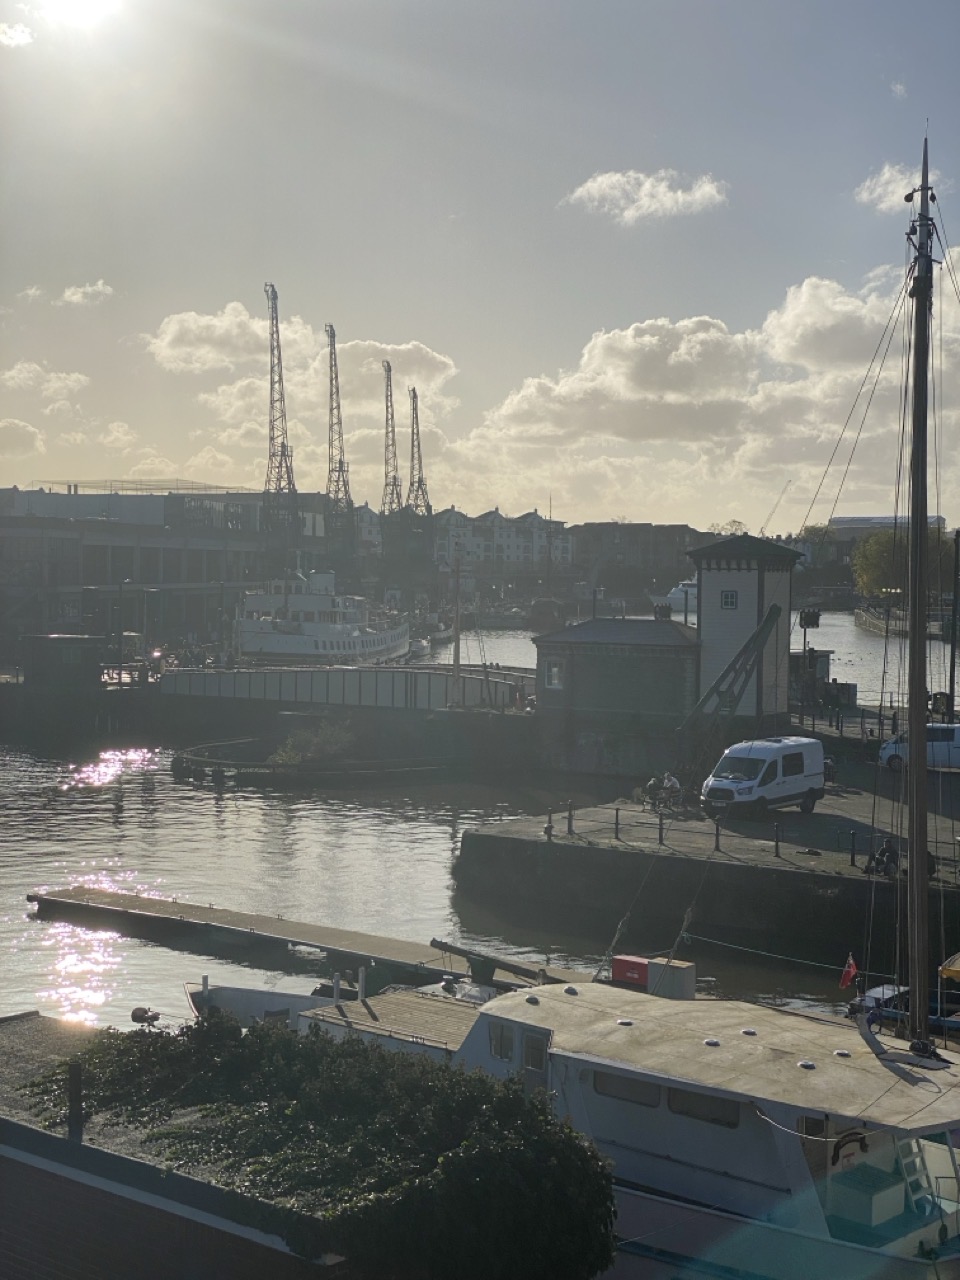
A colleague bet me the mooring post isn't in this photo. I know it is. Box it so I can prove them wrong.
[566,801,574,835]
[812,708,817,733]
[838,712,844,736]
[774,822,780,858]
[714,818,721,853]
[67,1060,83,1143]
[544,811,553,841]
[849,830,857,868]
[658,811,665,845]
[615,807,620,840]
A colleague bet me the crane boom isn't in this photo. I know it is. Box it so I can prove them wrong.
[406,386,431,516]
[381,360,403,515]
[325,323,351,514]
[261,282,298,537]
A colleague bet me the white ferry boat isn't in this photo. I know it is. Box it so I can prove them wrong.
[235,570,409,665]
[651,578,698,617]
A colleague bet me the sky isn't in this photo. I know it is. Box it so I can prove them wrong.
[2,0,960,533]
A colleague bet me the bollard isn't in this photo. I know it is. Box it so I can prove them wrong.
[544,810,553,841]
[850,830,857,868]
[838,712,844,736]
[567,801,574,836]
[812,708,817,733]
[68,1060,83,1143]
[774,822,780,858]
[714,817,722,853]
[658,811,665,845]
[860,710,866,740]
[615,807,620,840]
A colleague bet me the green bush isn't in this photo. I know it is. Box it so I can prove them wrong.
[26,1011,615,1279]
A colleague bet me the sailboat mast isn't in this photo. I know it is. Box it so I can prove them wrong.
[907,140,934,1046]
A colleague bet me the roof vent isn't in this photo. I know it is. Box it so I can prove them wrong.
[797,1060,816,1070]
[564,985,578,995]
[525,994,539,1005]
[741,1028,757,1036]
[704,1038,720,1047]
[617,1018,633,1027]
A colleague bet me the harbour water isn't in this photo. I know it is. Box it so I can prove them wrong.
[0,612,937,1030]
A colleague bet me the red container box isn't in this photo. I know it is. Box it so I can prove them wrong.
[612,955,649,988]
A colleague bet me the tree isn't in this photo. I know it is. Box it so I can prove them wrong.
[852,526,955,597]
[708,519,749,536]
[27,1013,616,1280]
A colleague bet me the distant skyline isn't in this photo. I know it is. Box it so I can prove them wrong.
[3,0,960,531]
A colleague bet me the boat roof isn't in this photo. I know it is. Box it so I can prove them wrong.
[533,618,698,647]
[301,988,480,1051]
[482,984,960,1136]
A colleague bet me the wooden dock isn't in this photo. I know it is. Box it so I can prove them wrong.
[25,887,587,988]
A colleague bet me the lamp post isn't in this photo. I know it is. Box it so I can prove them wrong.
[117,578,131,689]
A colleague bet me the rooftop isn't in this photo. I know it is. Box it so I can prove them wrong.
[301,988,480,1051]
[533,618,698,647]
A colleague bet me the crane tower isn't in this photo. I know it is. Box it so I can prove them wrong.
[406,386,431,516]
[261,282,299,538]
[380,361,404,515]
[324,323,352,514]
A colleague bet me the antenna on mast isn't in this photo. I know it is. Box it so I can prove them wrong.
[381,361,403,516]
[261,283,299,541]
[406,387,431,516]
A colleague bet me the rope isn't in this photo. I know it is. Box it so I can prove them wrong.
[681,931,895,979]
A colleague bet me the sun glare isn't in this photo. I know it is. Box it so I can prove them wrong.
[40,0,122,29]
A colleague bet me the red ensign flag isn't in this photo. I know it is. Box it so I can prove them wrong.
[840,953,858,989]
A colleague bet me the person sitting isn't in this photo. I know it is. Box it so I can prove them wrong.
[661,771,681,802]
[865,837,898,876]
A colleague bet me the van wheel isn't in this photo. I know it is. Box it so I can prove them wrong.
[887,755,904,773]
[799,794,816,814]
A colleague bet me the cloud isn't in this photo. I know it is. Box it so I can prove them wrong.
[0,419,45,457]
[41,369,90,399]
[0,23,33,47]
[97,421,138,451]
[126,450,176,479]
[59,431,88,446]
[561,168,729,225]
[184,445,237,479]
[0,361,45,390]
[145,302,269,373]
[42,399,76,419]
[891,82,907,99]
[854,162,942,214]
[53,279,114,307]
[424,263,956,527]
[17,285,43,302]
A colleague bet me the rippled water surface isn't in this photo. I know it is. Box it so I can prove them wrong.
[4,616,901,1029]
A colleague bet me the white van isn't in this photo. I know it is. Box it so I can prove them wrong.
[880,724,960,771]
[701,737,825,818]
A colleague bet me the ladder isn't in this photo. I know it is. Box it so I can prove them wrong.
[896,1137,936,1212]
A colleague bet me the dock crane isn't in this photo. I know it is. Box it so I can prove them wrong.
[758,480,792,538]
[380,360,404,516]
[261,283,299,539]
[406,387,431,516]
[324,323,352,514]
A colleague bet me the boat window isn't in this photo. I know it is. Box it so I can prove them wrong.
[782,752,805,777]
[523,1033,548,1072]
[593,1071,660,1108]
[667,1087,740,1128]
[714,755,764,782]
[721,590,738,610]
[488,1022,514,1061]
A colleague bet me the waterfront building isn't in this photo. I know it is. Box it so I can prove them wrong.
[567,521,711,597]
[433,506,571,578]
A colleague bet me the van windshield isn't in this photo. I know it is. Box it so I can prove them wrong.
[713,755,765,782]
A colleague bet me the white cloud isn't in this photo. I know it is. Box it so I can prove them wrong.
[53,279,114,307]
[42,399,76,419]
[854,162,942,214]
[145,302,269,373]
[59,430,88,446]
[97,421,138,451]
[0,361,45,390]
[17,285,43,302]
[891,82,907,99]
[0,419,45,457]
[127,449,176,479]
[0,23,33,47]
[41,369,90,399]
[561,168,729,225]
[184,445,237,479]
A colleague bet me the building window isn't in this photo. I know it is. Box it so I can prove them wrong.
[593,1071,660,1107]
[488,1022,514,1061]
[667,1087,740,1128]
[721,590,738,610]
[523,1033,547,1072]
[545,661,564,690]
